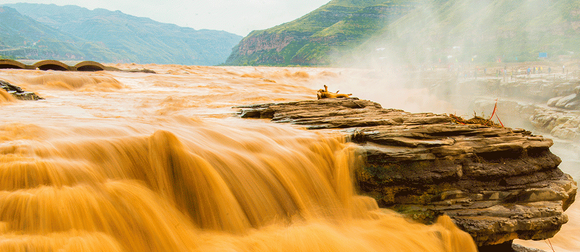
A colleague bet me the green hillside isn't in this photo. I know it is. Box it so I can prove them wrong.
[226,0,417,65]
[0,6,118,61]
[1,4,243,65]
[226,0,580,66]
[355,0,580,65]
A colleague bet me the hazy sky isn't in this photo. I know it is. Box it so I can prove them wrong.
[2,0,331,36]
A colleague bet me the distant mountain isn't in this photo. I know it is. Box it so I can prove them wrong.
[0,6,116,61]
[1,3,243,65]
[226,0,580,66]
[226,0,417,66]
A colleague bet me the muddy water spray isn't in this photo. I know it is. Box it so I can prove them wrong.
[0,67,477,252]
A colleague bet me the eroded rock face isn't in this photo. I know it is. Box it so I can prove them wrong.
[238,98,577,247]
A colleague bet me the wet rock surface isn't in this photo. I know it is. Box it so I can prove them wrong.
[0,80,42,100]
[237,98,577,247]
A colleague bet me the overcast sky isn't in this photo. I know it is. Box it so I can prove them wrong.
[2,0,331,36]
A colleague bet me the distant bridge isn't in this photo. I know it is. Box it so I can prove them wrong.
[0,59,108,71]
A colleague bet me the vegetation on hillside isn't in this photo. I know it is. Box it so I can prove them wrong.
[0,4,242,65]
[226,0,580,66]
[0,6,95,60]
[354,0,580,65]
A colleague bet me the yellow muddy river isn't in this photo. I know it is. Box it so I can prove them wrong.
[0,64,575,251]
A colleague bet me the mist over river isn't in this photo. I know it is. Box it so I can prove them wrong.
[0,64,576,251]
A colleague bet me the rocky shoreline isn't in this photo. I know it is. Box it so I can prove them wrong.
[237,98,577,249]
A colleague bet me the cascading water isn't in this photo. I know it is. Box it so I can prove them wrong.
[0,66,479,252]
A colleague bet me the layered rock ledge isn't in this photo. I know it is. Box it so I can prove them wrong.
[237,98,577,247]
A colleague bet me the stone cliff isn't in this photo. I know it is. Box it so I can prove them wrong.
[225,1,411,66]
[237,98,577,248]
[226,0,580,67]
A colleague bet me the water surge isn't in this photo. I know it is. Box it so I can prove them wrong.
[0,121,476,252]
[0,67,477,252]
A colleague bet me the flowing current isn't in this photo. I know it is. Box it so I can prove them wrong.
[0,64,497,251]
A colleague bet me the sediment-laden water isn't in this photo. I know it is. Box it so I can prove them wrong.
[0,64,574,251]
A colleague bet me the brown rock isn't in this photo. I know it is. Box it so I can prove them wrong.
[0,80,43,100]
[237,98,577,247]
